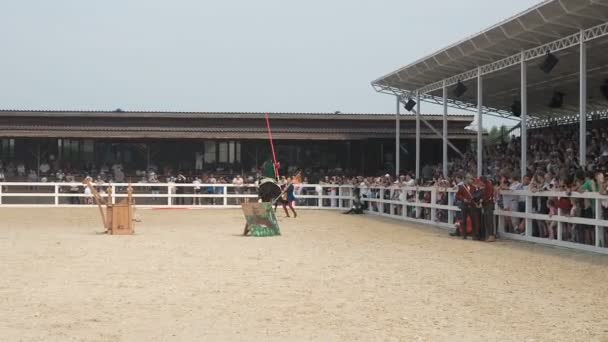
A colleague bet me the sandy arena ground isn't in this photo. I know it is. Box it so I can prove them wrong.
[1,208,607,342]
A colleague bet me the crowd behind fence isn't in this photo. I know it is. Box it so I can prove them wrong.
[0,182,606,254]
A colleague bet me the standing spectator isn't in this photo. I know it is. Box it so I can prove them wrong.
[27,170,38,190]
[579,171,598,245]
[207,174,217,205]
[481,176,496,242]
[17,162,26,177]
[192,176,202,205]
[84,181,93,205]
[175,172,187,205]
[67,175,80,205]
[233,174,244,204]
[506,175,523,233]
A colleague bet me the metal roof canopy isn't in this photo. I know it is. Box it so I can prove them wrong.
[372,0,608,121]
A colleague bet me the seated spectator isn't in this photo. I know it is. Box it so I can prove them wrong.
[17,162,26,177]
[39,161,50,176]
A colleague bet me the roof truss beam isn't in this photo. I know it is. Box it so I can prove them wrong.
[402,20,608,95]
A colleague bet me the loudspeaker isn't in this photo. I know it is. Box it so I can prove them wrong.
[549,92,564,108]
[404,99,416,111]
[511,100,521,117]
[540,53,559,74]
[453,81,467,98]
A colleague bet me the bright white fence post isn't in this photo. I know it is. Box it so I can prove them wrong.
[402,191,408,218]
[167,184,172,206]
[525,194,532,237]
[415,187,420,219]
[447,192,454,225]
[430,188,437,223]
[557,207,564,241]
[223,185,228,206]
[595,199,603,248]
[318,186,323,208]
[111,185,116,205]
[54,184,59,206]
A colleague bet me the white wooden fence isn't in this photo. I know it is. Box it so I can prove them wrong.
[1,182,606,254]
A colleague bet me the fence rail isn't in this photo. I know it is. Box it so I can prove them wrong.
[1,182,607,254]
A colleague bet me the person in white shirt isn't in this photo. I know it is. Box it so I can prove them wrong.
[192,176,202,205]
[504,176,523,232]
[84,185,93,204]
[232,175,244,204]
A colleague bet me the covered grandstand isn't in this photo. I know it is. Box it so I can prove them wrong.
[372,0,608,180]
[0,110,475,179]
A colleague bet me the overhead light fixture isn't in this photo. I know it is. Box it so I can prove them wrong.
[511,100,521,117]
[549,91,564,108]
[404,99,416,111]
[540,52,559,74]
[453,80,467,98]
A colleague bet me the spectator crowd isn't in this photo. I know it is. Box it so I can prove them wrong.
[1,120,608,247]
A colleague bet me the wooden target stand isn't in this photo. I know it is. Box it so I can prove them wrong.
[84,180,135,235]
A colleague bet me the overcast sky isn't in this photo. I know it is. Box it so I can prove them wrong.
[1,0,539,124]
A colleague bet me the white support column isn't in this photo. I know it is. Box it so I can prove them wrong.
[415,92,421,180]
[396,96,400,177]
[580,29,587,167]
[442,80,448,177]
[521,51,528,180]
[477,68,483,177]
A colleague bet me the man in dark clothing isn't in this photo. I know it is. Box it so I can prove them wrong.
[175,172,187,205]
[422,165,434,183]
[480,176,496,242]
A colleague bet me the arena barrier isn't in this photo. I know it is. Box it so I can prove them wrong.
[1,182,606,254]
[361,185,607,255]
[0,182,355,210]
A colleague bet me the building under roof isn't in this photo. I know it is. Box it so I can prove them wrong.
[0,110,475,176]
[0,110,475,140]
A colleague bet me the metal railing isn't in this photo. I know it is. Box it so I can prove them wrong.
[1,182,607,254]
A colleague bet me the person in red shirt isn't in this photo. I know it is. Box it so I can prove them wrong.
[455,175,481,240]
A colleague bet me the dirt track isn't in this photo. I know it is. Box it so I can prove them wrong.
[1,208,607,341]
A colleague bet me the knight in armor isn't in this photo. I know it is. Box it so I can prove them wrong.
[262,159,278,180]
